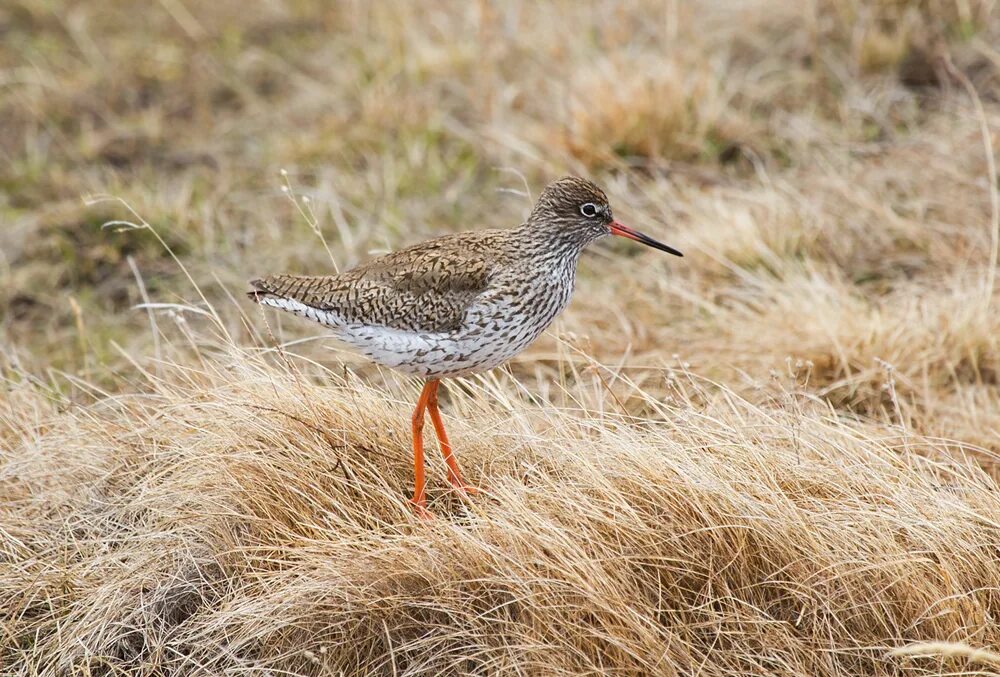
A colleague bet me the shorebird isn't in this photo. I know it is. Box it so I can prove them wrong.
[248,176,682,517]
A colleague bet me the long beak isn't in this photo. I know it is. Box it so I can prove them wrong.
[610,220,683,257]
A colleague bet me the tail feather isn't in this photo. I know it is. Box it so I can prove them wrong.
[247,275,346,328]
[247,275,308,303]
[246,277,274,303]
[246,274,336,304]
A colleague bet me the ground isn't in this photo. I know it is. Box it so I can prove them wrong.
[2,1,1000,674]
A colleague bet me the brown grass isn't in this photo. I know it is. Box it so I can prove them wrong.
[6,336,1000,675]
[2,0,1000,674]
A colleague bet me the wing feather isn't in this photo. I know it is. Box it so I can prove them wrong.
[249,230,504,332]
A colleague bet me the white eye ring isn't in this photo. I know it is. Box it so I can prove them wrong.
[580,203,599,218]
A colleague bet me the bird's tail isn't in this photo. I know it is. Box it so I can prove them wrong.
[246,277,277,303]
[247,275,347,329]
[247,275,315,303]
[247,274,342,307]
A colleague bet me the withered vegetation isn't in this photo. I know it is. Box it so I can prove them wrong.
[2,1,1000,674]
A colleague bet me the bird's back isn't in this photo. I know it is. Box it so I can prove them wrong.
[249,228,517,333]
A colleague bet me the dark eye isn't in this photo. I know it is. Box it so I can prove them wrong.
[580,203,599,218]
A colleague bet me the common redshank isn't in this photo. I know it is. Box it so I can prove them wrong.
[248,176,682,517]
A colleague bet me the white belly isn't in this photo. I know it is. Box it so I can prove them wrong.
[334,321,541,378]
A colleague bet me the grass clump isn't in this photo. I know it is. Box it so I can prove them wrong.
[4,334,1000,675]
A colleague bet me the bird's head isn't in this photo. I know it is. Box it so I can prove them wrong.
[528,176,683,257]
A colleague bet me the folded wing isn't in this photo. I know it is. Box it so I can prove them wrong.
[248,231,501,333]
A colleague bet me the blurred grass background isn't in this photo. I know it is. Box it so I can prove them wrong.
[3,0,999,449]
[3,1,1000,674]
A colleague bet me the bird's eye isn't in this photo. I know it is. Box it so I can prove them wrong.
[580,203,599,218]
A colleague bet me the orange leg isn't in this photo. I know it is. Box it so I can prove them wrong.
[409,381,435,519]
[426,380,483,496]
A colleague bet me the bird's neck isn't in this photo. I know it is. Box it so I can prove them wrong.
[515,220,596,263]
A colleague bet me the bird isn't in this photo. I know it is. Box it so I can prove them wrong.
[248,176,682,518]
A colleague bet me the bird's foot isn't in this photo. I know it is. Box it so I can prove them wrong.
[408,498,435,520]
[448,477,488,497]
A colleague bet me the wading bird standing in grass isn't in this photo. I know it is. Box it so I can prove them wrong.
[248,176,682,517]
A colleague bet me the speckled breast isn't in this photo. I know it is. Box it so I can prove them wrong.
[336,261,577,378]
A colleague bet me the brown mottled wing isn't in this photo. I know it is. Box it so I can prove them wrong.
[250,231,501,332]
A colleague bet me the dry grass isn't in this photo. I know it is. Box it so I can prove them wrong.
[5,334,1000,675]
[3,0,1000,674]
